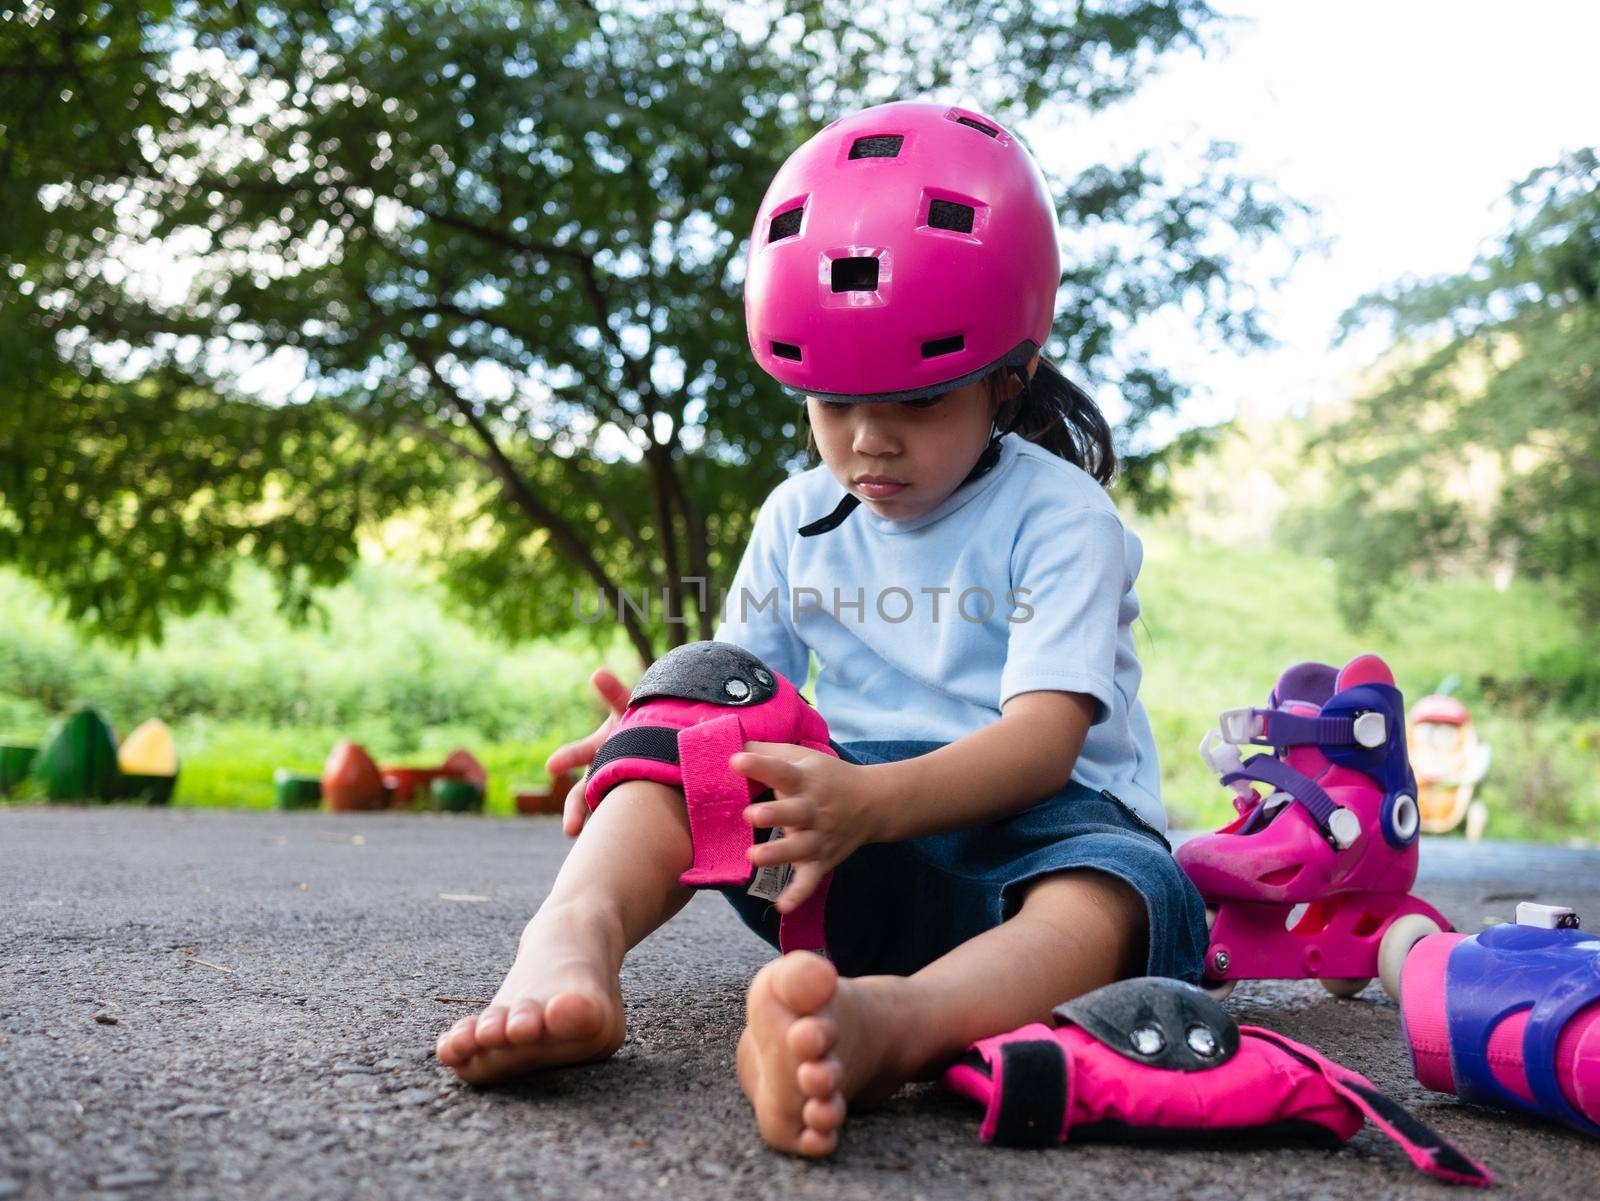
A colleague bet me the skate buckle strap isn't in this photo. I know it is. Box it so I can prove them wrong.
[1244,1028,1492,1187]
[1219,706,1385,750]
[1221,755,1361,849]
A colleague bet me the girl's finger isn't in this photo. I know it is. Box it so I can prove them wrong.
[748,828,820,867]
[728,752,803,793]
[593,668,633,716]
[546,727,608,777]
[561,779,589,838]
[744,795,815,830]
[740,740,811,762]
[776,861,827,914]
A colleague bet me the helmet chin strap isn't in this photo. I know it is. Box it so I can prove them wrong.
[797,364,1031,538]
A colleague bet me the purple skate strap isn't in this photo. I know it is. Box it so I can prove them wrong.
[1222,754,1339,831]
[1241,708,1359,749]
[1245,1028,1492,1188]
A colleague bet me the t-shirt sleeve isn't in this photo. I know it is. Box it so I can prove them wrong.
[712,488,811,692]
[999,506,1127,725]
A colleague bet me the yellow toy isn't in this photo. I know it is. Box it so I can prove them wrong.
[1406,694,1491,839]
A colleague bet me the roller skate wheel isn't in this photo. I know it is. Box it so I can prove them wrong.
[1319,977,1372,998]
[1377,913,1444,1003]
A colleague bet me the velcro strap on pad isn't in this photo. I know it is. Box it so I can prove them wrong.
[1245,1027,1491,1187]
[589,725,680,778]
[677,713,758,887]
[987,1039,1070,1147]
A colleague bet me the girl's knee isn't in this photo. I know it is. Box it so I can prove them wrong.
[1018,869,1148,973]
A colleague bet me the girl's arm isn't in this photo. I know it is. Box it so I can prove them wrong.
[733,689,1096,912]
[862,688,1096,842]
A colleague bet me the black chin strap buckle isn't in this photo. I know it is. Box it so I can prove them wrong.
[796,363,1031,537]
[797,492,861,538]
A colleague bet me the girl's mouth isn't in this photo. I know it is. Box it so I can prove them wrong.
[854,477,907,499]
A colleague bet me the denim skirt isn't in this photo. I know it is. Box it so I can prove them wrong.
[719,739,1208,982]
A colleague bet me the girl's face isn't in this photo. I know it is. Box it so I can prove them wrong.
[806,376,1005,521]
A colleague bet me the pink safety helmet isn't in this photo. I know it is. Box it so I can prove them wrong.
[744,100,1061,402]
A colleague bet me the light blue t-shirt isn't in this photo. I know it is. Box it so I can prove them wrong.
[711,432,1168,833]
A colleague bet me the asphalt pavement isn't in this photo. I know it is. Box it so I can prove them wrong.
[3,806,1599,1200]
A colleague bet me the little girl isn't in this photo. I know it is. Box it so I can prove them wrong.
[435,100,1208,1156]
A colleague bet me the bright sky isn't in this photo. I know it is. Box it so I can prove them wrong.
[1036,0,1600,430]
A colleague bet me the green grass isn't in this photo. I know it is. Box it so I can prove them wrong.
[3,531,1596,841]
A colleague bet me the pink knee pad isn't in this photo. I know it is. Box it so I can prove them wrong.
[583,641,836,954]
[946,977,1490,1187]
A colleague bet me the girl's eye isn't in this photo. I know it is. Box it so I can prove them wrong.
[820,400,851,411]
[900,395,944,410]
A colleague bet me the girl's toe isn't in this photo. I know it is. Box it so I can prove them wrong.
[797,1055,842,1098]
[796,1124,839,1158]
[802,1093,847,1133]
[474,1006,510,1049]
[786,1013,836,1060]
[435,1031,462,1066]
[503,999,544,1044]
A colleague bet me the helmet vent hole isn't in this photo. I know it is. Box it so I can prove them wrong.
[920,335,964,358]
[927,199,975,233]
[848,134,904,159]
[770,341,802,361]
[954,116,999,138]
[768,208,803,242]
[830,257,880,293]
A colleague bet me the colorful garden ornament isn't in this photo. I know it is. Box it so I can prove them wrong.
[33,708,120,802]
[321,740,387,811]
[380,749,487,809]
[1407,694,1492,840]
[117,718,179,805]
[0,743,38,795]
[272,769,323,810]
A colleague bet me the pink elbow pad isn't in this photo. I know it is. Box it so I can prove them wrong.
[584,642,836,955]
[945,977,1491,1187]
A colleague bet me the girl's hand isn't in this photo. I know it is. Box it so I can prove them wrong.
[544,668,634,838]
[729,742,879,914]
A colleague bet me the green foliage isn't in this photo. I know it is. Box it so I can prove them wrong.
[5,529,1597,840]
[1,0,1302,663]
[1301,149,1600,643]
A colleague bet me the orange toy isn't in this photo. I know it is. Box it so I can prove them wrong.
[322,740,387,811]
[1407,695,1492,839]
[514,771,576,817]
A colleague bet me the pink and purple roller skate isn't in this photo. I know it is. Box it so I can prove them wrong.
[1401,902,1600,1135]
[1175,654,1450,1001]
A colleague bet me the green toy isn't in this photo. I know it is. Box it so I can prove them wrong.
[273,770,324,811]
[430,776,483,813]
[0,743,38,795]
[33,709,120,802]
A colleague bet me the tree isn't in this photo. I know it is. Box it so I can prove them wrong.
[1300,150,1599,650]
[1,0,1299,664]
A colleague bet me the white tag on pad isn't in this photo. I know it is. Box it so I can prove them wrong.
[746,827,792,901]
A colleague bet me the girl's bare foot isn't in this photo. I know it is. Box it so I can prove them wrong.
[737,951,918,1157]
[436,901,627,1085]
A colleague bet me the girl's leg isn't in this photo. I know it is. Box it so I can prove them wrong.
[436,778,696,1084]
[738,868,1146,1156]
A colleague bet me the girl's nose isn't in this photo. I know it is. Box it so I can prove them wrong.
[851,409,900,456]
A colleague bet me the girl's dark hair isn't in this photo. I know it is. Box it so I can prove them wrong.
[987,357,1117,486]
